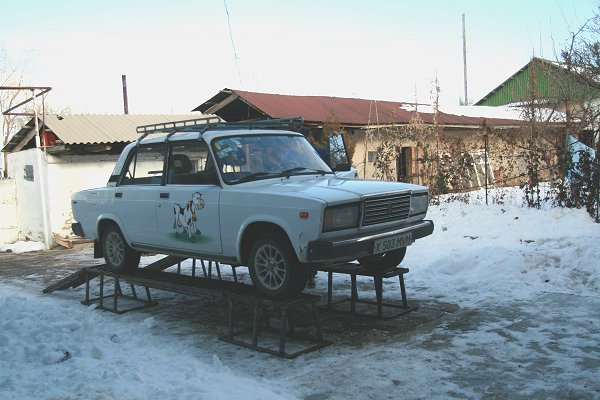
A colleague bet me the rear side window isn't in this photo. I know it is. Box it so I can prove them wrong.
[119,144,166,185]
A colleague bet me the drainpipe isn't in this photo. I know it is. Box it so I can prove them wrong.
[32,90,52,249]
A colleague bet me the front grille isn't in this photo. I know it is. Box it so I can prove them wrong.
[362,192,411,226]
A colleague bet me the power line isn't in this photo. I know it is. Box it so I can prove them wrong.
[223,0,242,84]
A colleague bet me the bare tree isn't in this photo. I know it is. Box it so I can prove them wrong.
[0,49,29,177]
[551,7,600,220]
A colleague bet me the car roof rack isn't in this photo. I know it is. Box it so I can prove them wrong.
[136,117,305,143]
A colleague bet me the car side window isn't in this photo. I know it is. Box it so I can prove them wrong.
[120,144,166,186]
[167,141,218,185]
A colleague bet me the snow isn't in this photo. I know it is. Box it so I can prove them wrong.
[0,241,45,254]
[399,103,526,120]
[1,188,600,399]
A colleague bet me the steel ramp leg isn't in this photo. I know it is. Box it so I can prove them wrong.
[350,273,358,313]
[279,309,287,355]
[399,274,408,307]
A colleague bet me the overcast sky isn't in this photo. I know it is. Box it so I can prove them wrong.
[0,0,597,114]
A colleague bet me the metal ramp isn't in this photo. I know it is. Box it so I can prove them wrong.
[42,255,185,294]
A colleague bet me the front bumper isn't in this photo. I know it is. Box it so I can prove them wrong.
[306,220,434,263]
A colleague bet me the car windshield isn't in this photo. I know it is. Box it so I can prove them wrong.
[212,134,333,184]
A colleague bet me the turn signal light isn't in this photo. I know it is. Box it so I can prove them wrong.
[299,211,309,219]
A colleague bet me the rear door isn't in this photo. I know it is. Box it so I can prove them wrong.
[114,143,166,245]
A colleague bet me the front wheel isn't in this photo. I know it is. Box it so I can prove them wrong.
[102,224,140,273]
[248,234,307,299]
[357,247,407,272]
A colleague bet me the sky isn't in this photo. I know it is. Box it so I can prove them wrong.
[2,187,600,399]
[0,0,598,115]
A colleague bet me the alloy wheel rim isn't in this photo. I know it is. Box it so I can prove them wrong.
[254,244,286,290]
[107,232,124,266]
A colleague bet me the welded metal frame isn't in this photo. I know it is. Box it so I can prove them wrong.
[320,263,417,320]
[81,268,157,314]
[46,260,331,358]
[220,294,331,359]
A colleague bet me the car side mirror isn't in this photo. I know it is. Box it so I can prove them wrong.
[328,133,350,170]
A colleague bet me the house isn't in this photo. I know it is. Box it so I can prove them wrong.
[1,113,201,247]
[476,57,599,146]
[475,57,600,108]
[194,88,525,183]
[476,57,599,191]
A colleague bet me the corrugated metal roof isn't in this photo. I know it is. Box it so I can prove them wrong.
[194,88,523,127]
[3,113,206,152]
[44,114,205,144]
[475,57,600,106]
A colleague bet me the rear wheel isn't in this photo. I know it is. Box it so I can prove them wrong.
[357,247,407,272]
[248,234,307,299]
[102,223,140,273]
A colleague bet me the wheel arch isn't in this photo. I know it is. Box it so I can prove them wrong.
[97,218,119,239]
[240,221,296,265]
[94,217,128,258]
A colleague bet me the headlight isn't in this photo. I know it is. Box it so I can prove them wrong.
[323,204,360,232]
[410,193,429,215]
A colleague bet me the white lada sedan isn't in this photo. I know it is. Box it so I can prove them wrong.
[71,118,434,299]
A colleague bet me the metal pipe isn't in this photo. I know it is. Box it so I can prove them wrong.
[462,13,468,105]
[484,130,489,205]
[122,75,129,115]
[32,90,52,249]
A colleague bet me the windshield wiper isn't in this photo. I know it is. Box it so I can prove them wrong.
[237,172,282,183]
[280,167,333,177]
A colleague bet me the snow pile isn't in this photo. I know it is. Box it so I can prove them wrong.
[407,200,600,305]
[0,285,290,400]
[0,241,45,254]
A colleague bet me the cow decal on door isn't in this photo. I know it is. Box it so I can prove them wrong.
[173,192,205,242]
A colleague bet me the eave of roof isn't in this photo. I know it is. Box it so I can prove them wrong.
[2,113,205,153]
[194,88,524,128]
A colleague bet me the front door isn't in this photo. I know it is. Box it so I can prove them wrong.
[155,141,223,255]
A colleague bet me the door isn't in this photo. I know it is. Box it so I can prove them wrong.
[396,147,412,183]
[114,143,166,245]
[155,141,223,255]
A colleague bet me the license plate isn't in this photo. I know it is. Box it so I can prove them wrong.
[373,233,413,254]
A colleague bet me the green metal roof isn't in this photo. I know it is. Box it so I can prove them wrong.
[475,58,600,106]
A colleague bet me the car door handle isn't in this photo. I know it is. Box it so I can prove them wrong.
[160,192,170,199]
[115,192,122,198]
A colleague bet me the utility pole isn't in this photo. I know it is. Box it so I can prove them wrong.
[462,13,468,105]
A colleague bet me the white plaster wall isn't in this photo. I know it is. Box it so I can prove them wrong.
[6,149,45,242]
[0,178,18,243]
[46,154,118,236]
[6,150,118,242]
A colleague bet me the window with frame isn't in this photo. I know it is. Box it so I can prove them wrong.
[120,144,166,185]
[466,150,495,188]
[167,141,218,185]
[368,151,378,163]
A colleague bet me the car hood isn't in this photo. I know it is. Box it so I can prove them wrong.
[230,176,427,205]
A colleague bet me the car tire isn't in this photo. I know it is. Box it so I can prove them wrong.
[248,234,307,299]
[357,247,407,272]
[102,223,140,273]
